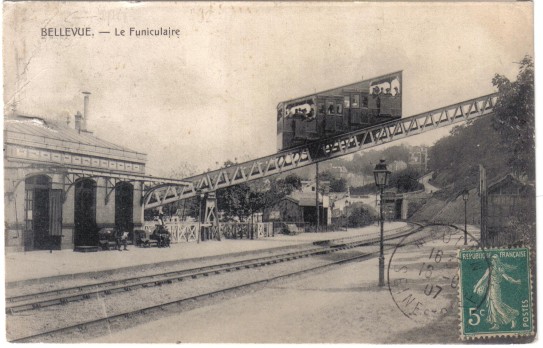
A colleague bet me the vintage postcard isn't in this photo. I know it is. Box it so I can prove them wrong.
[2,1,536,344]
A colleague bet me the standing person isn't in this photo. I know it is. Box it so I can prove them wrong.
[121,231,129,251]
[159,211,165,226]
[115,229,123,251]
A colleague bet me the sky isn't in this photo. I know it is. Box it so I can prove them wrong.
[3,1,534,177]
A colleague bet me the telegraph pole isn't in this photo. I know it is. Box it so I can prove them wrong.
[316,162,319,232]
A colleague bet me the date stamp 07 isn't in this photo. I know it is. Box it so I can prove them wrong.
[458,248,534,339]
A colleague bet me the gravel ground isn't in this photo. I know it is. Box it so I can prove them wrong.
[6,245,379,341]
[87,225,471,344]
[5,244,317,298]
[7,225,412,302]
[5,223,425,342]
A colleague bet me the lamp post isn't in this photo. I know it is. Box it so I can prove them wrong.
[197,191,205,244]
[462,189,469,245]
[373,159,391,287]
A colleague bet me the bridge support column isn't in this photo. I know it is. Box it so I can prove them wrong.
[133,182,144,230]
[203,192,220,241]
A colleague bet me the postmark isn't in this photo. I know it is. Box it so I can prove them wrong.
[387,224,488,325]
[458,247,534,339]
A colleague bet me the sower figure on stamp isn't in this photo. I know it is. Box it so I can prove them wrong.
[473,255,521,330]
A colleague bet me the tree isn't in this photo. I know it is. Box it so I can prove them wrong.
[427,115,509,194]
[427,56,535,194]
[215,160,303,221]
[329,177,348,192]
[283,173,302,191]
[491,55,534,179]
[341,145,411,176]
[251,173,303,216]
[388,167,425,193]
[217,183,252,221]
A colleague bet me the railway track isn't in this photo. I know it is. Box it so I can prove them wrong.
[6,224,420,314]
[8,223,448,343]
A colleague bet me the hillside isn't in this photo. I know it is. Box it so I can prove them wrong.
[408,57,534,225]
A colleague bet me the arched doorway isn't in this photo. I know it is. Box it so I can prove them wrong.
[25,175,62,250]
[115,182,134,233]
[74,179,97,246]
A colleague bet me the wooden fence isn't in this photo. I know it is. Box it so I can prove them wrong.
[143,221,274,243]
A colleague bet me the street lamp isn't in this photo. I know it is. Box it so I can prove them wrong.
[462,189,469,245]
[373,159,391,287]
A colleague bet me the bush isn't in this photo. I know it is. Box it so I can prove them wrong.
[347,206,376,228]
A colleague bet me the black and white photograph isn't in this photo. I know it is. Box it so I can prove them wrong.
[2,1,536,344]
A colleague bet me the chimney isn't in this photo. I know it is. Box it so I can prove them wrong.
[74,111,82,133]
[82,91,91,131]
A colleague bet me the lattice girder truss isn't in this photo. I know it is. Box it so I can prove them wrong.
[143,93,498,209]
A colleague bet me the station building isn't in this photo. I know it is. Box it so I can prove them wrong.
[263,181,331,227]
[4,111,148,253]
[484,174,535,246]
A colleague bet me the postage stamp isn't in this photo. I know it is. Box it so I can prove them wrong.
[458,248,534,339]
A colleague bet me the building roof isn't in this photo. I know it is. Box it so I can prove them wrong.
[290,191,323,207]
[277,71,402,108]
[281,196,300,204]
[4,115,146,163]
[488,174,534,193]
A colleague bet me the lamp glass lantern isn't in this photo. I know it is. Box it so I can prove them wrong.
[462,189,470,201]
[373,159,391,188]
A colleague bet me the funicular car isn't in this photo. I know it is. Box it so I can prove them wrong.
[276,71,402,151]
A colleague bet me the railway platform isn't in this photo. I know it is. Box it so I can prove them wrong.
[4,222,407,286]
[88,223,482,344]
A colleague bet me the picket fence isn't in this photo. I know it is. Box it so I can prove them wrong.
[143,221,274,243]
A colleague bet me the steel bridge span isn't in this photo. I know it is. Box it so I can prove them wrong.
[143,93,498,209]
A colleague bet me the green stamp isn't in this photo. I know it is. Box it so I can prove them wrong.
[458,248,533,338]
